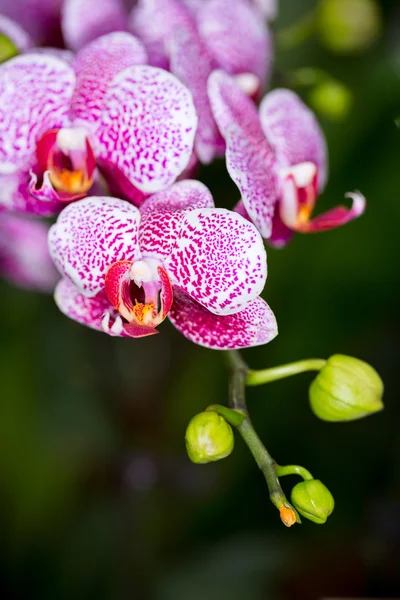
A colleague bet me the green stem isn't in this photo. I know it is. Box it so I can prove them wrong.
[276,464,314,481]
[246,359,326,387]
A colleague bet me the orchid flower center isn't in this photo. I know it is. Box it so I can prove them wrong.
[36,128,96,196]
[278,162,319,231]
[104,258,174,337]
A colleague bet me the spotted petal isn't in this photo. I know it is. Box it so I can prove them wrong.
[62,0,128,51]
[166,208,267,316]
[253,0,278,20]
[139,180,214,260]
[0,54,75,173]
[170,23,224,163]
[0,212,59,292]
[94,65,198,194]
[71,32,148,127]
[196,0,272,85]
[259,89,328,191]
[0,170,64,216]
[0,14,32,51]
[49,196,141,296]
[169,290,277,349]
[128,0,193,69]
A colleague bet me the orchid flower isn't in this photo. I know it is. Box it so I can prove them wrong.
[0,32,197,216]
[129,0,272,163]
[208,71,366,247]
[0,212,59,292]
[48,180,277,350]
[0,0,62,47]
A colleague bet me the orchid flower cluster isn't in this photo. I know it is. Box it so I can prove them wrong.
[0,0,384,527]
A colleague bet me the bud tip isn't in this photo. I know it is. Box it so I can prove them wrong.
[280,506,297,527]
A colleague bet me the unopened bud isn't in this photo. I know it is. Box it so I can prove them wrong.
[309,80,353,121]
[317,0,382,54]
[185,411,234,464]
[291,479,334,524]
[280,505,297,527]
[309,354,384,422]
[0,34,18,64]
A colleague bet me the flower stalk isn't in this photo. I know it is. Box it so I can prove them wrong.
[246,359,326,387]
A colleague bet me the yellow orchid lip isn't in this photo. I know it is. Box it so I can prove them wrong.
[49,167,93,195]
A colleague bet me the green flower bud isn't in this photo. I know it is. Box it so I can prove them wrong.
[317,0,382,54]
[185,412,234,464]
[0,34,19,64]
[309,354,384,422]
[308,80,353,121]
[291,479,334,524]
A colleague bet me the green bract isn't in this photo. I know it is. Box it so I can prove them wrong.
[185,412,234,464]
[291,479,334,524]
[309,354,384,422]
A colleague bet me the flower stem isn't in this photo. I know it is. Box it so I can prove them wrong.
[246,359,326,387]
[276,464,314,481]
[226,351,300,526]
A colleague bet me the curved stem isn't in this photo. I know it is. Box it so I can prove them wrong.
[276,464,314,481]
[246,359,326,387]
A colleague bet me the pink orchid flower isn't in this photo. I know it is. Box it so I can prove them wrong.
[0,32,197,216]
[208,71,366,247]
[0,212,59,292]
[0,0,62,47]
[129,0,273,163]
[48,180,277,350]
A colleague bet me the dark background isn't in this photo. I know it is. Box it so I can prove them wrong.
[1,0,399,598]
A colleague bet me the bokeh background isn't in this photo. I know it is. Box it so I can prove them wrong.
[1,0,399,598]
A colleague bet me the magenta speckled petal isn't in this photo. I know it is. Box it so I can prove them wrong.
[0,170,64,216]
[166,208,267,316]
[128,0,193,68]
[0,54,74,173]
[0,15,32,50]
[208,70,267,145]
[95,65,197,194]
[169,290,278,349]
[0,212,59,292]
[49,196,141,296]
[139,180,214,260]
[225,123,278,239]
[54,277,121,333]
[259,89,328,191]
[62,0,128,51]
[170,24,224,164]
[196,0,272,84]
[71,32,148,127]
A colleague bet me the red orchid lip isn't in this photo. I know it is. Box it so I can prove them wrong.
[104,259,174,338]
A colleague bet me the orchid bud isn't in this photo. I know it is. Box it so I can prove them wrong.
[318,0,382,54]
[0,34,18,64]
[309,80,352,121]
[309,354,384,422]
[185,412,234,464]
[291,479,334,524]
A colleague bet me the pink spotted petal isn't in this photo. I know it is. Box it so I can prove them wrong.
[62,0,128,51]
[170,23,224,164]
[104,259,135,321]
[0,170,64,216]
[0,14,32,51]
[139,180,214,260]
[0,212,59,292]
[71,32,148,127]
[128,0,193,69]
[196,0,272,85]
[225,123,278,239]
[0,54,75,173]
[208,70,267,145]
[49,196,141,296]
[296,191,366,233]
[253,0,278,20]
[259,89,328,191]
[169,290,278,349]
[166,208,267,316]
[95,65,197,194]
[54,277,126,334]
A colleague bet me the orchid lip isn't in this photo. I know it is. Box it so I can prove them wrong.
[36,128,96,197]
[279,162,319,230]
[104,259,174,337]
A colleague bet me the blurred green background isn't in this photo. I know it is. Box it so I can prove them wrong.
[1,0,399,598]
